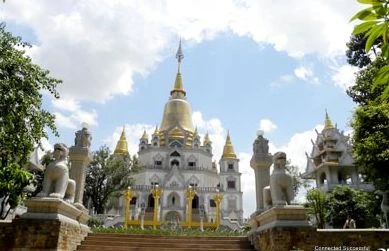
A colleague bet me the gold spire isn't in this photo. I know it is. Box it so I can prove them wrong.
[160,40,194,143]
[114,127,129,155]
[222,131,237,159]
[324,110,334,129]
[194,127,199,136]
[203,132,211,145]
[141,130,149,140]
[171,71,186,96]
[153,125,160,137]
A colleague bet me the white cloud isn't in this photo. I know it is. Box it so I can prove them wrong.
[272,124,324,174]
[3,0,360,102]
[294,66,320,85]
[331,64,358,91]
[294,66,313,81]
[238,152,256,217]
[52,98,98,129]
[270,74,295,87]
[258,119,278,134]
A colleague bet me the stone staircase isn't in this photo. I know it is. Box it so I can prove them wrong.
[76,233,255,251]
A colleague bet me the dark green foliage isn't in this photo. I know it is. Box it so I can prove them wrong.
[347,56,389,191]
[0,22,61,219]
[325,186,381,228]
[352,104,389,191]
[0,163,32,219]
[346,34,375,68]
[87,216,104,227]
[347,57,387,105]
[350,0,389,100]
[84,146,139,214]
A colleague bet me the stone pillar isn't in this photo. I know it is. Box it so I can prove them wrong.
[69,125,92,209]
[250,131,272,213]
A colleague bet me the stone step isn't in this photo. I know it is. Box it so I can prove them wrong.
[76,233,255,251]
[77,246,255,251]
[87,236,247,244]
[80,240,252,248]
[87,233,248,240]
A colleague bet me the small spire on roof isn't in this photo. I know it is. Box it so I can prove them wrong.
[176,38,184,72]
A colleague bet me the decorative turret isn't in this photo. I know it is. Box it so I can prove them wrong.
[222,131,237,159]
[141,130,149,142]
[203,132,211,146]
[139,129,149,152]
[302,111,374,192]
[151,126,160,147]
[193,127,201,148]
[159,40,195,147]
[114,127,129,155]
[219,130,242,223]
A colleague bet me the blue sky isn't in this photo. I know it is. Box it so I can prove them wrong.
[2,0,362,217]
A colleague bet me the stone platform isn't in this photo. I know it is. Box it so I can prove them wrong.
[22,197,89,225]
[0,198,90,250]
[253,205,309,231]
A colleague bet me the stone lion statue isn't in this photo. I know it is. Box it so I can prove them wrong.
[263,151,294,208]
[37,143,75,203]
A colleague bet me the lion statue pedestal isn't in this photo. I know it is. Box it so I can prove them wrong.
[17,142,90,250]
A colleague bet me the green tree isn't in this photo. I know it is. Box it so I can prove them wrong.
[304,188,327,229]
[350,0,389,99]
[345,57,389,191]
[352,104,389,191]
[346,33,377,68]
[84,146,139,214]
[0,23,61,219]
[326,186,381,228]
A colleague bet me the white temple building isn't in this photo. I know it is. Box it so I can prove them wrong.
[301,112,374,192]
[111,42,243,227]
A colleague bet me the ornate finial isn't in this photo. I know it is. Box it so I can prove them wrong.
[176,39,184,72]
[171,39,186,96]
[324,109,334,129]
[141,129,149,140]
[114,126,129,155]
[153,125,159,135]
[222,130,237,159]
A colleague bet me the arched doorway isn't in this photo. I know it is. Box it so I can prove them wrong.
[147,193,154,211]
[192,194,199,209]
